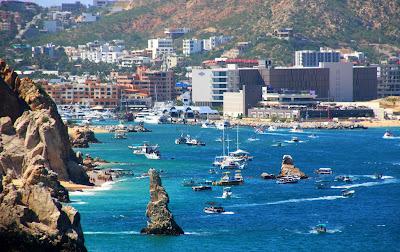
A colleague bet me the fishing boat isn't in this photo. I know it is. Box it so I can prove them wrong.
[276,176,300,184]
[204,202,225,214]
[222,187,232,199]
[314,224,327,234]
[315,168,333,175]
[212,171,244,186]
[114,130,127,139]
[383,130,395,139]
[290,125,304,133]
[192,185,212,191]
[342,189,355,197]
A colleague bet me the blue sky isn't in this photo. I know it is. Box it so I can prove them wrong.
[14,0,93,7]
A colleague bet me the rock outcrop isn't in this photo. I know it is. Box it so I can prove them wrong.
[0,60,90,185]
[0,172,87,252]
[141,168,184,235]
[69,127,100,148]
[278,155,308,179]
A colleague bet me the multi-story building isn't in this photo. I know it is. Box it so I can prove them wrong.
[147,38,174,59]
[202,35,232,51]
[295,48,340,67]
[32,43,56,58]
[377,64,400,97]
[182,39,203,55]
[192,64,265,107]
[273,28,293,40]
[164,27,191,39]
[61,1,85,12]
[134,67,175,101]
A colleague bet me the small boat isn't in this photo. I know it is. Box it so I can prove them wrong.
[383,130,394,139]
[222,187,232,199]
[114,130,127,139]
[342,189,355,197]
[213,171,244,186]
[291,137,300,143]
[268,125,277,131]
[186,136,206,146]
[216,120,231,130]
[335,175,352,183]
[315,168,333,175]
[276,176,300,184]
[290,125,304,133]
[201,121,215,128]
[260,172,275,179]
[192,185,212,191]
[175,134,188,144]
[144,151,160,160]
[315,180,330,189]
[308,134,318,138]
[314,224,327,234]
[248,137,259,142]
[204,203,225,214]
[374,173,383,180]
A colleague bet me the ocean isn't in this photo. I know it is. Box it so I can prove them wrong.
[70,123,400,251]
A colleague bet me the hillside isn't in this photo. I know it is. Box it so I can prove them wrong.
[30,0,400,65]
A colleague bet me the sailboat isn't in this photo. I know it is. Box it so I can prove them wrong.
[213,126,247,169]
[229,125,252,162]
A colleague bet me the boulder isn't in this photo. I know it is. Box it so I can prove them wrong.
[278,155,307,179]
[141,168,184,235]
[0,173,87,251]
[0,117,15,135]
[69,127,100,148]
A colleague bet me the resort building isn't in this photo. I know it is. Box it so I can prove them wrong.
[295,48,340,67]
[133,67,175,102]
[182,39,203,55]
[377,64,400,98]
[164,28,191,39]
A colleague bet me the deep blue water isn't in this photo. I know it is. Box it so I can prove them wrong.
[70,123,400,251]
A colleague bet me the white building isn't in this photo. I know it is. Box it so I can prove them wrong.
[320,62,354,102]
[295,48,340,67]
[77,13,98,23]
[223,90,245,117]
[119,56,151,67]
[202,35,232,51]
[147,38,175,59]
[182,39,203,55]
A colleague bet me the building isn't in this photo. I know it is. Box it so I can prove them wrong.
[202,58,263,68]
[261,88,318,106]
[295,48,340,67]
[377,64,400,98]
[320,62,353,102]
[353,66,378,101]
[43,20,63,33]
[76,13,97,23]
[192,64,265,107]
[273,28,293,40]
[202,35,232,51]
[134,67,175,101]
[93,0,115,7]
[164,28,191,39]
[32,43,56,58]
[182,39,203,55]
[223,85,262,117]
[61,1,84,12]
[147,38,174,59]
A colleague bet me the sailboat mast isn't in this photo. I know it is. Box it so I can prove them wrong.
[236,124,239,150]
[222,125,225,156]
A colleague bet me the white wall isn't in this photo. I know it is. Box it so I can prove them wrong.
[223,90,245,117]
[192,69,213,104]
[320,62,354,102]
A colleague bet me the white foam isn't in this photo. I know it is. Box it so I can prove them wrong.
[267,195,345,205]
[70,201,88,205]
[184,231,212,236]
[69,191,96,196]
[91,181,116,191]
[331,179,398,189]
[84,231,139,235]
[221,211,235,215]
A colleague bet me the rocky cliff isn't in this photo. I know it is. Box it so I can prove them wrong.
[141,168,184,235]
[278,155,307,179]
[0,59,90,185]
[69,127,100,148]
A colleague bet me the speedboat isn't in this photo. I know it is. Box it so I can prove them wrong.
[186,136,206,146]
[291,137,300,143]
[314,224,327,234]
[204,204,225,214]
[212,171,244,186]
[374,173,383,180]
[383,130,395,139]
[222,187,232,199]
[260,172,275,180]
[315,168,333,175]
[276,176,300,184]
[290,125,304,133]
[129,142,160,159]
[268,125,277,132]
[192,185,212,191]
[342,189,355,197]
[308,134,318,138]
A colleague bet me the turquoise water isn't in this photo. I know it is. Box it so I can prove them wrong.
[70,123,400,251]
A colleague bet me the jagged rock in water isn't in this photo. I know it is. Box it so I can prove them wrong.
[0,60,90,186]
[69,127,100,148]
[141,168,184,235]
[278,155,308,179]
[0,173,87,252]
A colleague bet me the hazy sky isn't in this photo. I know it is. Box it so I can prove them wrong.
[5,0,93,7]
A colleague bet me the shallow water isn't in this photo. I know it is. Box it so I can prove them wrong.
[70,123,400,251]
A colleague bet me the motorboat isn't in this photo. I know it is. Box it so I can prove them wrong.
[185,136,206,146]
[342,189,355,197]
[216,120,231,130]
[212,171,244,186]
[291,137,300,143]
[260,172,275,180]
[315,168,333,175]
[335,175,352,183]
[308,134,318,138]
[204,203,225,214]
[276,176,300,184]
[192,185,212,191]
[268,125,277,131]
[129,142,160,159]
[374,173,383,180]
[314,224,327,234]
[222,187,232,199]
[290,125,304,133]
[114,130,127,139]
[229,149,253,161]
[201,121,215,128]
[220,159,245,170]
[144,151,161,160]
[383,130,395,139]
[175,134,188,145]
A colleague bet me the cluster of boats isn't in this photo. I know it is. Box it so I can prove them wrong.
[276,176,300,184]
[128,142,161,160]
[58,105,115,122]
[175,134,205,146]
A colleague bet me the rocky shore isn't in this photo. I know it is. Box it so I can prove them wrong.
[69,127,100,148]
[141,168,184,235]
[0,59,88,250]
[261,155,307,180]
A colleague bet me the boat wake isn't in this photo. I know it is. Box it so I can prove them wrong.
[355,175,394,179]
[331,179,398,189]
[267,195,345,205]
[309,228,342,234]
[185,231,213,236]
[69,191,96,196]
[221,211,235,215]
[284,140,305,143]
[70,201,88,205]
[84,231,140,235]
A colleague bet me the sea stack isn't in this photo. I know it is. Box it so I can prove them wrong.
[141,168,184,235]
[69,126,100,148]
[278,155,308,179]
